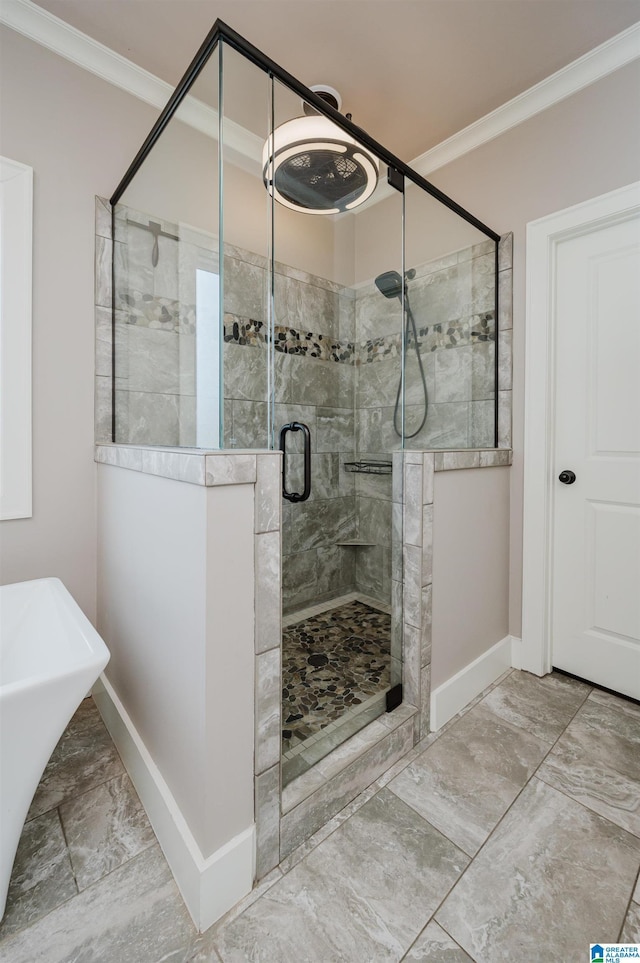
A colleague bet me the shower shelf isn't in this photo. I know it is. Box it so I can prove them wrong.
[343,461,392,475]
[335,539,376,547]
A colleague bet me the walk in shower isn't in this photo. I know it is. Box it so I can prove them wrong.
[107,22,499,788]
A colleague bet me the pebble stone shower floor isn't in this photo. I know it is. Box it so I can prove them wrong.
[281,600,392,747]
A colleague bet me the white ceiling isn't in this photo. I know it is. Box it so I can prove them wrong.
[31,0,640,159]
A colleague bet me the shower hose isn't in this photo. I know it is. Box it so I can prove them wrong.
[393,300,429,438]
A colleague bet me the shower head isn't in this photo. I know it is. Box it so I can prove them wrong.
[374,270,404,300]
[374,269,417,300]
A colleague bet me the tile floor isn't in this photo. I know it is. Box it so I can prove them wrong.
[282,598,391,784]
[1,669,639,962]
[282,600,391,743]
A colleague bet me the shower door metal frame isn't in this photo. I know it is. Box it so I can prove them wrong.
[110,19,502,448]
[110,21,499,243]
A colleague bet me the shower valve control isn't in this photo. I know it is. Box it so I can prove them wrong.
[558,470,576,485]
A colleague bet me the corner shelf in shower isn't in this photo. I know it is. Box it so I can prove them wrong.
[343,461,393,475]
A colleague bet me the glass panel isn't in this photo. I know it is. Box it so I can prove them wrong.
[269,80,404,786]
[113,47,221,447]
[109,24,499,792]
[219,41,273,450]
[403,180,498,448]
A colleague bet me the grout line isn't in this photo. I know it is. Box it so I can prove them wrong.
[400,918,478,963]
[617,864,640,943]
[277,670,516,878]
[25,758,127,826]
[1,842,170,945]
[282,591,389,627]
[534,769,640,843]
[54,806,80,896]
[391,679,598,946]
[205,867,284,939]
[435,921,481,963]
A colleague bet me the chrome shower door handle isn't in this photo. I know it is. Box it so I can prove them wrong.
[279,422,311,503]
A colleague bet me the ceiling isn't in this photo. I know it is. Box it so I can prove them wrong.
[31,0,640,160]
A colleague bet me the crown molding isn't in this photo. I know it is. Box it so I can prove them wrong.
[412,20,640,177]
[0,0,263,170]
[2,0,638,186]
[1,0,173,109]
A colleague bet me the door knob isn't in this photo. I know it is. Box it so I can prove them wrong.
[558,470,576,485]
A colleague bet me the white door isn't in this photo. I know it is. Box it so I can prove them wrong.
[551,212,640,699]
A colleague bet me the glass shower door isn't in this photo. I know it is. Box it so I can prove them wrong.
[269,80,405,785]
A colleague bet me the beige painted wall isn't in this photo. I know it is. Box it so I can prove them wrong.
[428,60,640,639]
[0,27,162,617]
[0,26,354,620]
[431,467,510,689]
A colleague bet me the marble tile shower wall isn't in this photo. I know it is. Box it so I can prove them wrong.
[354,239,497,453]
[96,201,510,614]
[97,201,505,451]
[96,197,359,611]
[351,238,500,607]
[98,202,214,447]
[223,246,359,613]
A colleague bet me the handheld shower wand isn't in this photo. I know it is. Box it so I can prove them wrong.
[374,270,428,439]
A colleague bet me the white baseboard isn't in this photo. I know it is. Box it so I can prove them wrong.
[510,635,523,671]
[430,635,515,731]
[93,675,254,932]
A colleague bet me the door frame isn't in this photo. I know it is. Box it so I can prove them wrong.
[521,180,640,677]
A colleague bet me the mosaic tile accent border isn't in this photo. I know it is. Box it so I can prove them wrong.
[222,310,495,367]
[117,291,196,335]
[358,311,495,364]
[223,316,355,363]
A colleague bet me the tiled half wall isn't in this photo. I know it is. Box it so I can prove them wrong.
[94,443,512,892]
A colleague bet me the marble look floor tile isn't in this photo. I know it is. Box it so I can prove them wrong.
[436,778,640,963]
[277,783,380,877]
[537,697,640,837]
[0,809,76,939]
[588,687,640,722]
[480,669,590,744]
[59,772,157,890]
[403,921,473,962]
[186,946,224,963]
[212,789,468,962]
[0,844,196,963]
[187,869,283,962]
[280,719,414,859]
[389,702,548,855]
[621,901,640,943]
[28,699,125,820]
